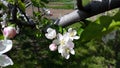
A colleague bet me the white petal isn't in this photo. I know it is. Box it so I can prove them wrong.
[74,36,80,40]
[47,28,53,32]
[70,49,75,55]
[0,41,6,54]
[73,30,77,35]
[63,33,69,41]
[65,53,70,59]
[0,40,12,54]
[45,34,53,39]
[68,28,72,32]
[0,54,13,67]
[67,40,74,48]
[57,33,63,40]
[59,46,70,59]
[58,45,64,53]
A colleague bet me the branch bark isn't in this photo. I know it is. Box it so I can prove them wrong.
[54,0,120,26]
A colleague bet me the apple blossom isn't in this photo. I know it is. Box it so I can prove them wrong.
[58,39,74,53]
[45,28,56,39]
[58,41,75,59]
[45,27,79,59]
[57,33,69,46]
[61,47,75,59]
[3,26,17,38]
[49,43,57,51]
[67,28,80,41]
[57,33,75,59]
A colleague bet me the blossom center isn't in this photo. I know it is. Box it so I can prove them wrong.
[65,48,70,53]
[60,40,65,45]
[70,32,74,37]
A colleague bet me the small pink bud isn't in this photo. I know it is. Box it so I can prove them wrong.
[49,43,57,51]
[3,26,16,38]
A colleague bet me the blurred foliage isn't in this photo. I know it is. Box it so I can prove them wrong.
[0,0,120,68]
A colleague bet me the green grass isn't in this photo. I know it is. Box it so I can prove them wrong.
[47,5,74,9]
[47,2,74,9]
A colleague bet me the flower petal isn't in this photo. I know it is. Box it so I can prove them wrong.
[57,33,63,40]
[74,36,80,40]
[0,41,6,53]
[67,40,74,49]
[66,54,70,59]
[70,49,75,55]
[73,30,77,35]
[68,28,72,32]
[0,40,12,54]
[47,28,53,32]
[58,45,64,53]
[62,53,70,59]
[0,54,13,67]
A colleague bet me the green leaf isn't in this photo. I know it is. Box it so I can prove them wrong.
[31,0,41,7]
[80,16,113,42]
[18,0,25,12]
[112,10,120,22]
[31,0,46,7]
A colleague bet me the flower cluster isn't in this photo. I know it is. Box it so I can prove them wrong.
[45,28,80,59]
[0,26,17,67]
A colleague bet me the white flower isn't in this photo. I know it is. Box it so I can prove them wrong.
[3,26,17,38]
[0,40,13,55]
[57,33,75,59]
[49,43,57,51]
[58,41,75,59]
[45,28,56,40]
[67,28,80,41]
[0,55,13,67]
[57,33,70,46]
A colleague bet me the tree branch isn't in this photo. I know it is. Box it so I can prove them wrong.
[54,0,120,26]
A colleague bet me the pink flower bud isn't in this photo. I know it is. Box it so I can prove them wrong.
[49,43,57,51]
[3,26,16,38]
